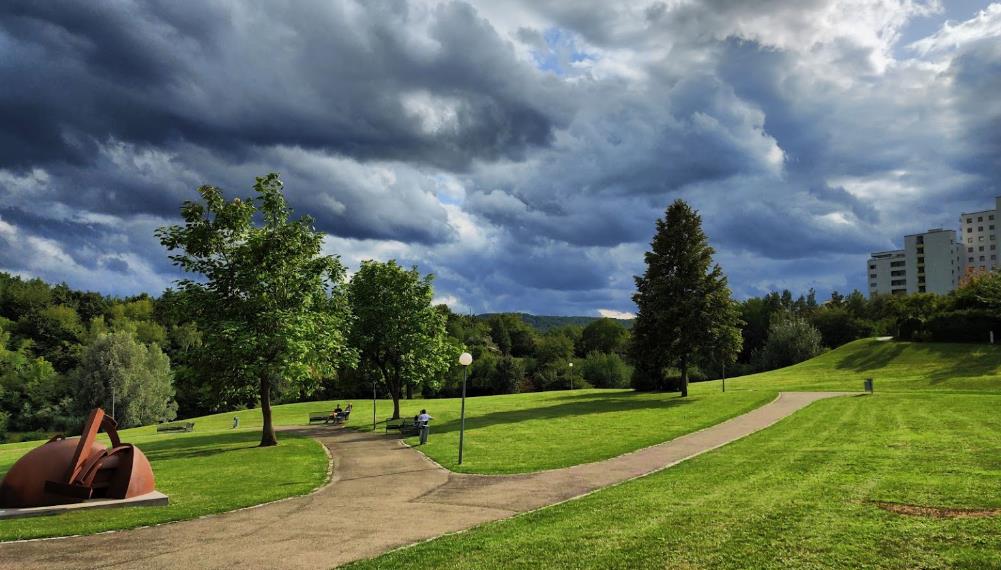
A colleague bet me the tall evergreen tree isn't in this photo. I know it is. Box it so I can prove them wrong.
[630,199,742,396]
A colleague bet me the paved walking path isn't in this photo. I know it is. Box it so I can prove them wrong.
[0,392,851,569]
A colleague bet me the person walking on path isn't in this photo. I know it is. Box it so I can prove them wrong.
[417,409,433,445]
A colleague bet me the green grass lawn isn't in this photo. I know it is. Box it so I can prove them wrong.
[350,392,1001,569]
[718,338,1001,393]
[0,429,328,541]
[349,340,1001,569]
[356,388,777,473]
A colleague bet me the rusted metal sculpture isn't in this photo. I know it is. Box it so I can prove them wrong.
[0,408,156,508]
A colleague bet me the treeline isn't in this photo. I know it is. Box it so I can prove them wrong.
[732,273,1001,376]
[0,274,185,441]
[0,270,633,441]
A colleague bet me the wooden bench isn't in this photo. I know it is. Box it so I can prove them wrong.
[309,412,334,424]
[385,418,419,436]
[309,410,351,425]
[156,422,194,433]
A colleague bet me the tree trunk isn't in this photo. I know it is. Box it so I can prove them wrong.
[391,387,401,420]
[680,356,689,398]
[259,376,278,447]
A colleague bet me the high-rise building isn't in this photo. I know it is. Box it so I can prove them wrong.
[867,228,961,297]
[958,196,1001,276]
[868,196,1001,297]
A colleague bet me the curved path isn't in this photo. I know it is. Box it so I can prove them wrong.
[0,392,852,569]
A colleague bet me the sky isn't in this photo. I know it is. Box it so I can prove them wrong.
[1,1,999,317]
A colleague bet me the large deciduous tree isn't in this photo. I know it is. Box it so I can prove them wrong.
[157,173,356,446]
[347,260,457,419]
[630,199,742,396]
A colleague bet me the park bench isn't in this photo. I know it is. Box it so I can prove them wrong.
[385,417,420,436]
[156,421,195,433]
[309,410,351,424]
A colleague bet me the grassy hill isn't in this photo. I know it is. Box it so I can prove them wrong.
[352,340,1001,569]
[723,338,1001,393]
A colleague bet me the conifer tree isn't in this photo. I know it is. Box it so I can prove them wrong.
[630,199,742,396]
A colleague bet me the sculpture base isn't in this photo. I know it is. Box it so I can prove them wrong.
[0,491,168,520]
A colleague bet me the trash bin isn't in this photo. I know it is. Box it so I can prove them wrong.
[864,378,873,393]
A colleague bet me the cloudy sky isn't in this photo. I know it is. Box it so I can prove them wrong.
[1,1,999,316]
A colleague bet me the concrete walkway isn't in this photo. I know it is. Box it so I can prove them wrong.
[0,392,851,569]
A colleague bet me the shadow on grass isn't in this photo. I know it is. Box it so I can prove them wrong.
[139,431,266,462]
[834,340,1001,387]
[405,395,694,437]
[834,341,907,373]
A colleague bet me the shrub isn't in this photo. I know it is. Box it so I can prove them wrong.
[924,309,1001,343]
[580,351,631,388]
[760,314,824,369]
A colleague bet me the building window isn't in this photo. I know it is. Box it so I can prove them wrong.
[891,279,906,286]
[869,273,877,279]
[891,261,905,267]
[969,247,974,252]
[992,245,997,251]
[919,286,926,293]
[969,238,974,243]
[870,282,877,288]
[992,235,997,241]
[968,217,973,223]
[993,255,997,261]
[980,246,985,252]
[968,227,973,233]
[980,256,986,261]
[969,257,975,262]
[891,270,905,277]
[979,217,984,222]
[917,247,924,254]
[991,225,996,230]
[979,226,984,231]
[991,215,995,220]
[918,276,926,284]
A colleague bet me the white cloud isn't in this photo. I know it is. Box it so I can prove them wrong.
[598,308,635,319]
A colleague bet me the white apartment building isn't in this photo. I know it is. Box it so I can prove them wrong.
[867,229,961,296]
[867,196,1001,297]
[867,249,907,296]
[959,196,1001,275]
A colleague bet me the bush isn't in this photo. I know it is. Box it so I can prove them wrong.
[924,309,1001,343]
[760,314,824,369]
[580,352,631,388]
[0,410,7,443]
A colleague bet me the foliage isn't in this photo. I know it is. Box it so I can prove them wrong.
[579,318,628,355]
[156,173,356,445]
[758,313,824,369]
[579,351,631,388]
[347,260,457,418]
[631,199,742,395]
[72,331,177,428]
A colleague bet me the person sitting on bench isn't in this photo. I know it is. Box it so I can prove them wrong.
[328,404,344,424]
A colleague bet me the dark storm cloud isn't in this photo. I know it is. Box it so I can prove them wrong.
[0,0,568,172]
[0,0,997,314]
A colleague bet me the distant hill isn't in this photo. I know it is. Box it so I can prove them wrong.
[476,312,634,332]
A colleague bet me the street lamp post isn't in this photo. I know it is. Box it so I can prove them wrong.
[458,352,473,465]
[568,361,574,390]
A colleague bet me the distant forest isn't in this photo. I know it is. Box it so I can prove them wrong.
[476,313,634,332]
